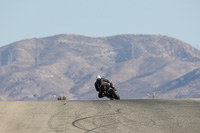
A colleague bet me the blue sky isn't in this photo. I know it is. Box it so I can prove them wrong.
[0,0,200,48]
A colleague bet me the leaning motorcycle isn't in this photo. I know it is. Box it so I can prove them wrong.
[103,83,120,100]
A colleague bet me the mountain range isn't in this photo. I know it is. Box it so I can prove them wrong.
[0,34,199,101]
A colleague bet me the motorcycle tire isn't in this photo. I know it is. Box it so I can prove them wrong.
[109,89,120,100]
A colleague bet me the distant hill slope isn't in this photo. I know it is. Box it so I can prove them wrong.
[0,34,199,100]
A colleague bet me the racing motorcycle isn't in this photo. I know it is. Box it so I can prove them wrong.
[103,82,120,100]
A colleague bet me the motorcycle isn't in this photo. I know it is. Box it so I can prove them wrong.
[103,83,120,100]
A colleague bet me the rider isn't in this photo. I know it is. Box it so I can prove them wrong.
[94,75,117,98]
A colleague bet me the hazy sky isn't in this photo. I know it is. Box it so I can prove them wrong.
[1,0,200,48]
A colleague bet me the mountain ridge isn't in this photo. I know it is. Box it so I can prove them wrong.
[0,34,199,100]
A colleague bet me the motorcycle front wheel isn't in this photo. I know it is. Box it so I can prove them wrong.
[109,89,120,100]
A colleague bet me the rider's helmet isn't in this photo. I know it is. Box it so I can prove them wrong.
[96,75,101,79]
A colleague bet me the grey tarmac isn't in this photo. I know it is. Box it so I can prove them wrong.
[0,99,200,133]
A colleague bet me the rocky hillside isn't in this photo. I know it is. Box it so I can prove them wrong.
[0,34,199,100]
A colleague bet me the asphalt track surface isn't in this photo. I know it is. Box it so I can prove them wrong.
[0,99,200,133]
